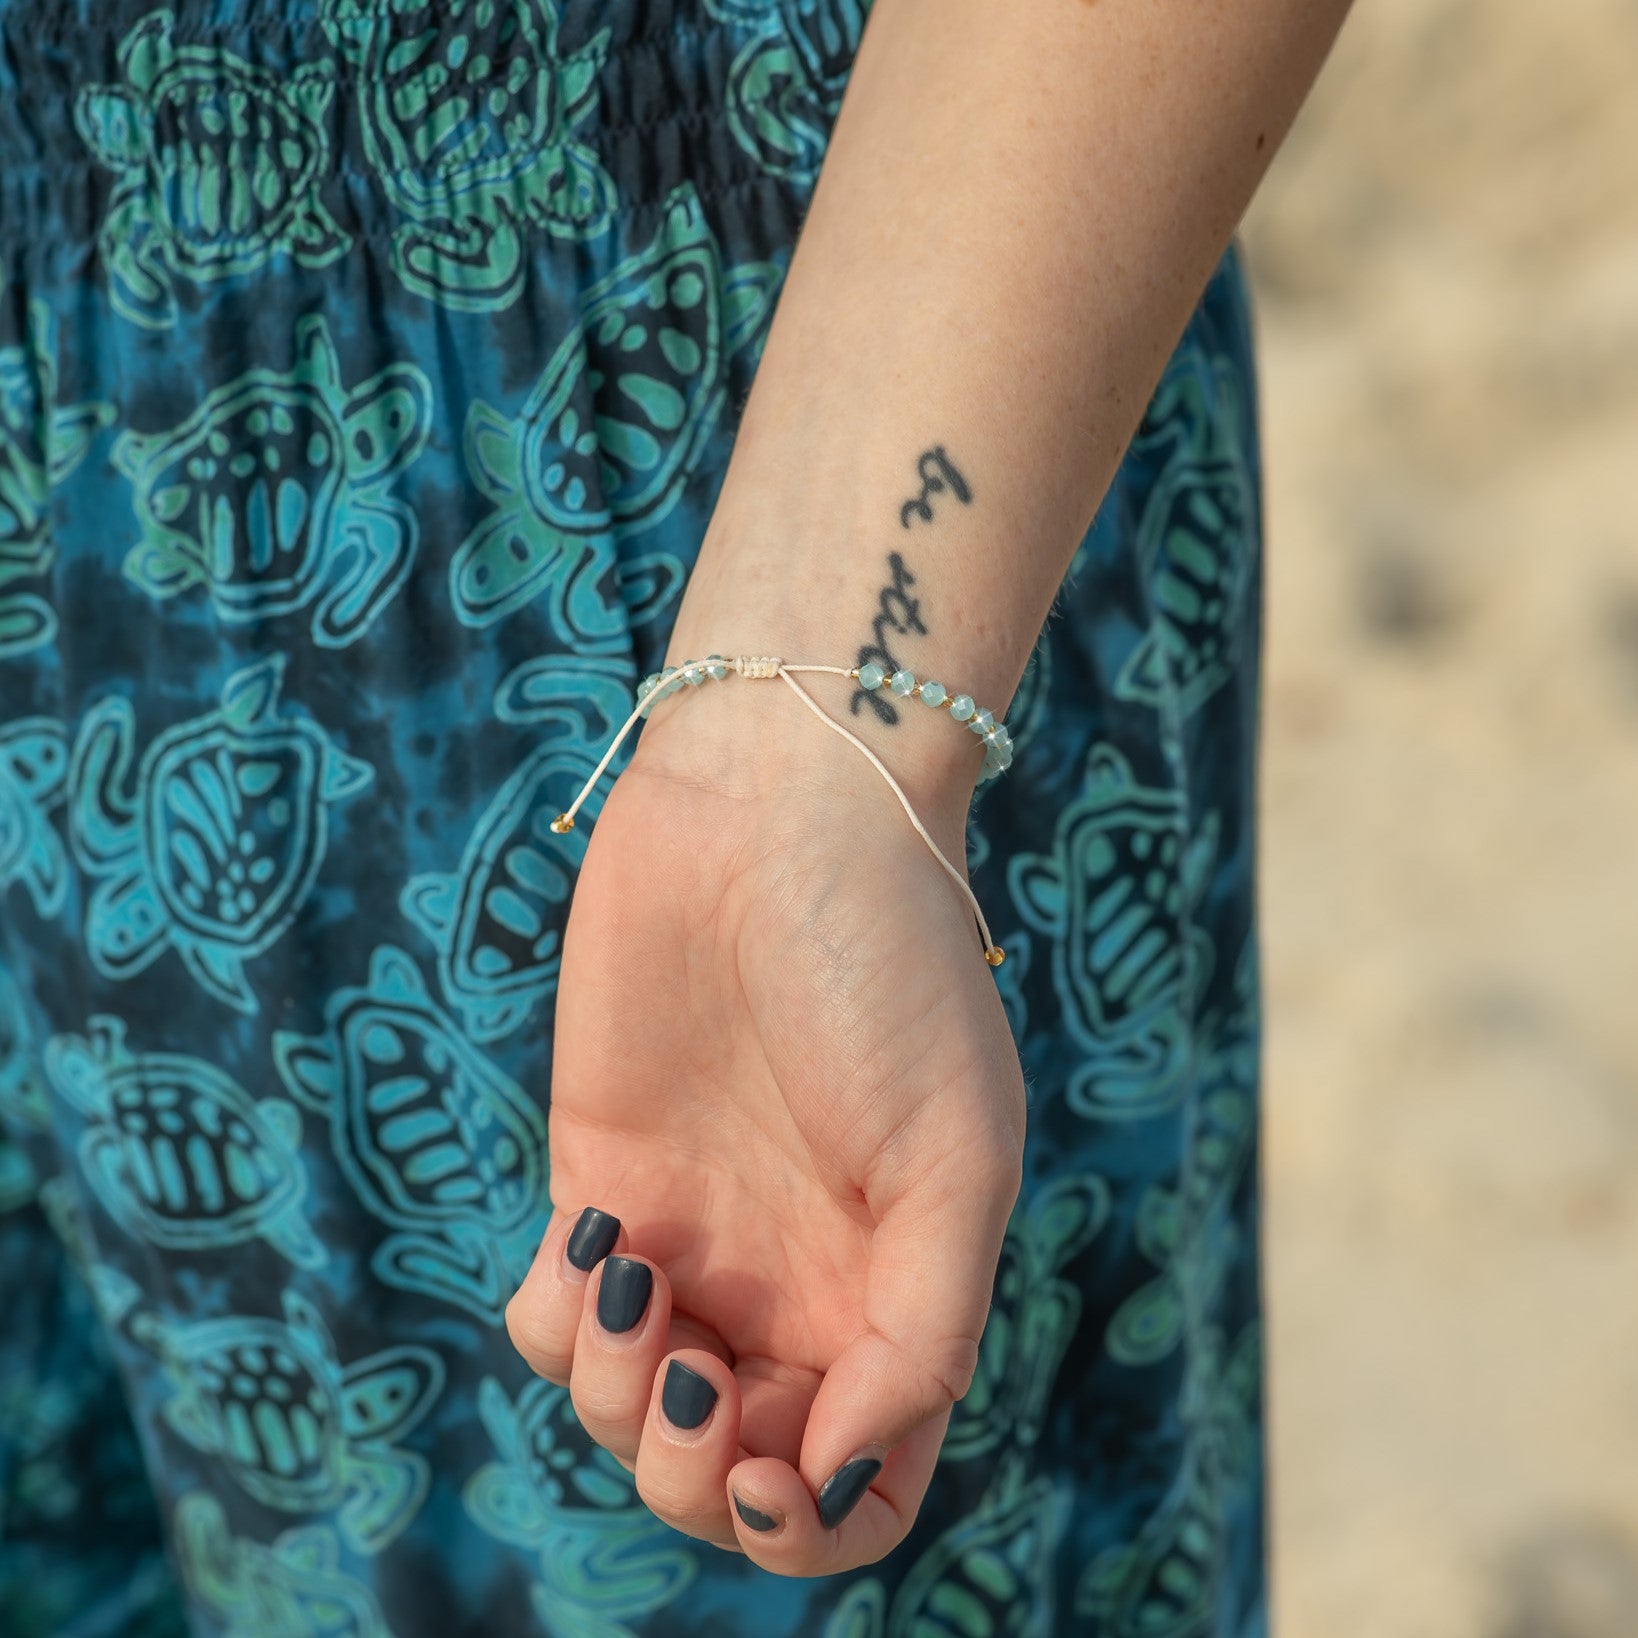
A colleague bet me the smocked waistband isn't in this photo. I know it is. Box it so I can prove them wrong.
[0,0,869,252]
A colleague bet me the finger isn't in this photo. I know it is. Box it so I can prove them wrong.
[729,1128,1020,1573]
[570,1253,673,1467]
[805,1123,1021,1506]
[634,1350,746,1550]
[506,1204,629,1385]
[723,1415,950,1575]
[735,1355,822,1468]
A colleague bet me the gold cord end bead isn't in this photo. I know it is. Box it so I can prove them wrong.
[549,814,575,834]
[984,946,1006,967]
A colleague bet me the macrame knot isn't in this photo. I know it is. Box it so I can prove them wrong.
[733,655,782,679]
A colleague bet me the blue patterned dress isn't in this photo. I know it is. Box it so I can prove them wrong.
[0,2,1268,1633]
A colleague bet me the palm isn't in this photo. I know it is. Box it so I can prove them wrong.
[546,755,1026,1498]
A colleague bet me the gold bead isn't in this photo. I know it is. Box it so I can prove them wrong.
[985,946,1006,967]
[549,814,574,834]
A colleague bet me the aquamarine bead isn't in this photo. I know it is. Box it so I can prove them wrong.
[889,669,916,696]
[949,694,975,722]
[858,662,886,691]
[706,655,729,679]
[683,663,705,686]
[638,673,660,698]
[919,680,947,708]
[969,708,994,735]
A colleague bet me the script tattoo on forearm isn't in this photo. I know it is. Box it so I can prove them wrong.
[850,446,973,724]
[850,552,927,725]
[899,445,973,529]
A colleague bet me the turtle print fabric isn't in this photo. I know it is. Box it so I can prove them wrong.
[0,1,1269,1633]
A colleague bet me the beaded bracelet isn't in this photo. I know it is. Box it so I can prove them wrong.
[549,653,1012,968]
[853,662,1014,781]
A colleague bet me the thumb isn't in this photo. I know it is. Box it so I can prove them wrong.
[797,1141,1022,1530]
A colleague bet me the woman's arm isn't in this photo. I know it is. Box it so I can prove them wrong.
[508,0,1355,1580]
[656,0,1354,817]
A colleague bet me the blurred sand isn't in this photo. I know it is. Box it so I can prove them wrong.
[1240,0,1638,1631]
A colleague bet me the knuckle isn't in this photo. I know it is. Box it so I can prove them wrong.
[567,1373,615,1426]
[969,1123,1025,1196]
[503,1297,568,1383]
[633,1469,719,1534]
[568,1368,636,1434]
[921,1332,983,1407]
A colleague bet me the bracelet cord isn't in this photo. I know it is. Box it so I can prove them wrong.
[549,655,1005,967]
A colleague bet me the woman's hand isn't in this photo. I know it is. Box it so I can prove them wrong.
[504,678,1026,1575]
[501,0,1352,1571]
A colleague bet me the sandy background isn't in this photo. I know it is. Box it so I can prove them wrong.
[1239,0,1638,1632]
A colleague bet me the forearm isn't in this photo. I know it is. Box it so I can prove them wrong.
[659,0,1353,806]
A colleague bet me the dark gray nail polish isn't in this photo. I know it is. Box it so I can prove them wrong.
[596,1256,652,1334]
[661,1361,717,1430]
[566,1207,620,1271]
[816,1456,881,1529]
[732,1493,780,1532]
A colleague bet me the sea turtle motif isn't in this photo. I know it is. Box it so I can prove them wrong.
[1116,337,1256,722]
[135,1286,442,1555]
[820,1461,1068,1638]
[72,8,348,330]
[1007,744,1218,1121]
[273,945,549,1322]
[1078,1437,1225,1638]
[45,1014,324,1269]
[707,0,869,182]
[1106,1088,1253,1368]
[0,291,116,658]
[68,655,373,1014]
[403,657,634,1042]
[174,1495,391,1638]
[451,184,778,633]
[944,1173,1109,1463]
[1076,1322,1262,1638]
[112,314,432,648]
[323,0,616,310]
[463,1375,697,1629]
[1107,940,1259,1366]
[0,716,70,920]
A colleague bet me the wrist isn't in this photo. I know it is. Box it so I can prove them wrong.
[627,652,986,857]
[653,563,1019,829]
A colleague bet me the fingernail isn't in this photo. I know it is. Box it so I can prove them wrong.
[661,1361,717,1431]
[816,1454,882,1529]
[732,1492,782,1532]
[596,1256,652,1334]
[565,1207,621,1272]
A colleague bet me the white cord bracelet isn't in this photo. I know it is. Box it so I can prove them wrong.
[549,653,1010,968]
